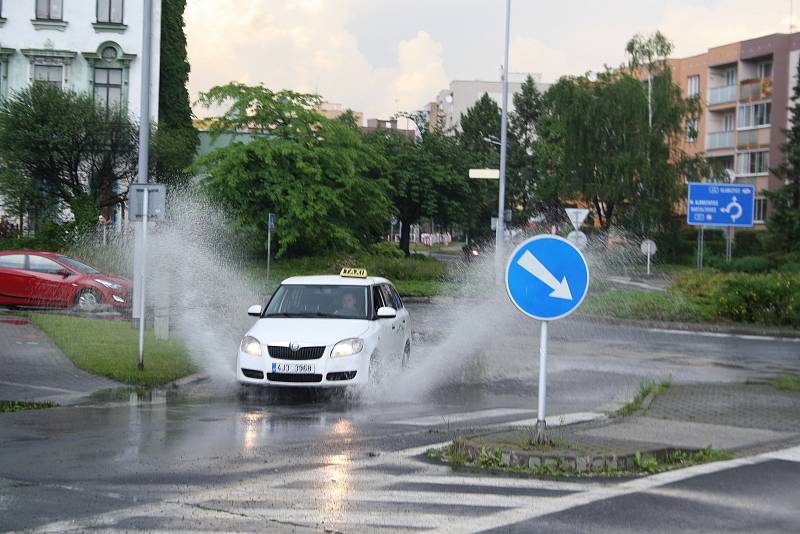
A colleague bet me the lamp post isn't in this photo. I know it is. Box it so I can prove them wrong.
[495,0,511,285]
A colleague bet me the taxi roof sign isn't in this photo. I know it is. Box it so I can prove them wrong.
[340,268,368,278]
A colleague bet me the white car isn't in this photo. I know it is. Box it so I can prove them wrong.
[237,269,411,387]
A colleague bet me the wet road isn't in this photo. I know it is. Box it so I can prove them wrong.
[1,304,799,532]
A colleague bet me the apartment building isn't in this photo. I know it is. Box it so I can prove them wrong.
[0,0,161,123]
[317,102,364,127]
[668,32,799,226]
[429,73,552,132]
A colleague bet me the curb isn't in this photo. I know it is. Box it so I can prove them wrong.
[167,373,209,388]
[574,314,800,339]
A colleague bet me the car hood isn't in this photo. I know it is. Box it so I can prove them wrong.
[86,274,132,288]
[248,318,371,346]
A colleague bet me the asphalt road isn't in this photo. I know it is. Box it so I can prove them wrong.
[1,304,799,532]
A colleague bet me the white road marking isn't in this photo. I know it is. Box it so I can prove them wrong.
[646,328,800,342]
[0,379,81,394]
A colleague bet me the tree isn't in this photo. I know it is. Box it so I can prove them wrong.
[157,0,199,186]
[196,83,391,256]
[0,83,139,232]
[457,94,505,239]
[766,56,800,252]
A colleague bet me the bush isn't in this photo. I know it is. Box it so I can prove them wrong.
[713,273,800,327]
[733,230,765,256]
[367,241,405,259]
[720,255,773,273]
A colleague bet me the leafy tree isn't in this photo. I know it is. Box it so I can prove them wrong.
[767,56,800,251]
[195,84,390,256]
[157,0,198,186]
[457,94,504,239]
[0,83,138,232]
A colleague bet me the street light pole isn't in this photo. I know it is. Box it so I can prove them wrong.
[133,0,154,360]
[496,0,511,285]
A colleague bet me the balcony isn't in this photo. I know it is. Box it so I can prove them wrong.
[739,78,773,102]
[706,131,736,150]
[708,85,737,105]
[737,128,770,148]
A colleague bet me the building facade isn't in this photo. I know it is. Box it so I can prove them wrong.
[669,32,800,226]
[430,73,552,132]
[317,102,364,127]
[0,0,161,123]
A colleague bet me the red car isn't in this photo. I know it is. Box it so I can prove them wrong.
[0,251,132,311]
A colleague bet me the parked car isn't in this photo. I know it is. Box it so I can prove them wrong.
[237,268,411,388]
[0,251,131,311]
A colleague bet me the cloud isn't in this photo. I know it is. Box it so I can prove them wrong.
[186,1,448,120]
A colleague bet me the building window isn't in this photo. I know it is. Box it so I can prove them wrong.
[36,0,63,21]
[687,75,700,98]
[758,60,773,79]
[736,151,769,175]
[754,197,768,223]
[97,0,124,24]
[738,102,771,129]
[723,111,735,131]
[94,68,122,110]
[686,119,698,142]
[725,68,737,86]
[33,65,63,89]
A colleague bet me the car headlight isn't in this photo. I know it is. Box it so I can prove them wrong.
[240,336,262,357]
[331,338,364,358]
[95,279,122,290]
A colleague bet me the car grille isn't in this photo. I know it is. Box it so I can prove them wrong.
[267,373,323,383]
[326,371,357,381]
[268,345,325,360]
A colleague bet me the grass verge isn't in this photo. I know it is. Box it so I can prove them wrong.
[617,379,672,417]
[30,314,195,387]
[773,375,800,392]
[0,401,56,413]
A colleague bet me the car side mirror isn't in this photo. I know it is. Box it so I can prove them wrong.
[56,269,71,278]
[377,306,397,319]
[247,305,262,317]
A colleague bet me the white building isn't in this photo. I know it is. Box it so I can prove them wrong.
[431,73,552,132]
[0,0,160,123]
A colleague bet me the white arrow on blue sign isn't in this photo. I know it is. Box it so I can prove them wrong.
[505,235,590,321]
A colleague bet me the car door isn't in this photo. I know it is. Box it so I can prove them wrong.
[0,254,33,305]
[387,283,410,349]
[371,285,395,358]
[379,284,403,358]
[26,254,72,307]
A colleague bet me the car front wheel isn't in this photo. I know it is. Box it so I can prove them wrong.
[75,289,101,311]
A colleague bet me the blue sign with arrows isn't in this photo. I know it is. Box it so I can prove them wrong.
[687,183,755,227]
[505,235,590,321]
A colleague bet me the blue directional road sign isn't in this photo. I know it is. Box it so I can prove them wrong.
[505,235,590,321]
[687,183,755,227]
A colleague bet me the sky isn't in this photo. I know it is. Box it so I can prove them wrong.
[185,0,798,120]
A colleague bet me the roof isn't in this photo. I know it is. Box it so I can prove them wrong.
[281,275,390,287]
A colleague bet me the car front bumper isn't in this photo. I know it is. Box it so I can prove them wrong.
[236,350,370,388]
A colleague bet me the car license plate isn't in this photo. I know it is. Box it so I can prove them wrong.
[271,362,315,374]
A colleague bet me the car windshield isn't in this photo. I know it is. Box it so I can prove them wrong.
[56,255,100,274]
[264,284,369,320]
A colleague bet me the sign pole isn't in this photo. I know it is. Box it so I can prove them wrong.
[726,227,733,263]
[266,224,272,283]
[495,0,511,286]
[698,226,705,271]
[535,320,549,443]
[138,190,148,371]
[646,242,651,276]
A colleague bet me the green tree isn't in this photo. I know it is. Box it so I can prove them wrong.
[195,83,391,256]
[766,56,800,252]
[457,94,504,239]
[0,83,138,232]
[157,0,199,186]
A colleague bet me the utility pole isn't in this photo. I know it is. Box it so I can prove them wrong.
[496,0,511,285]
[133,0,154,368]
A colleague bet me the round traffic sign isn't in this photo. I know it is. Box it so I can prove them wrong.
[640,239,657,256]
[566,230,588,250]
[505,235,590,321]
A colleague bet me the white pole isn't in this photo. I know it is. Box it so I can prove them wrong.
[646,242,651,276]
[138,190,148,370]
[535,320,549,443]
[495,0,511,285]
[133,0,154,325]
[266,224,272,283]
